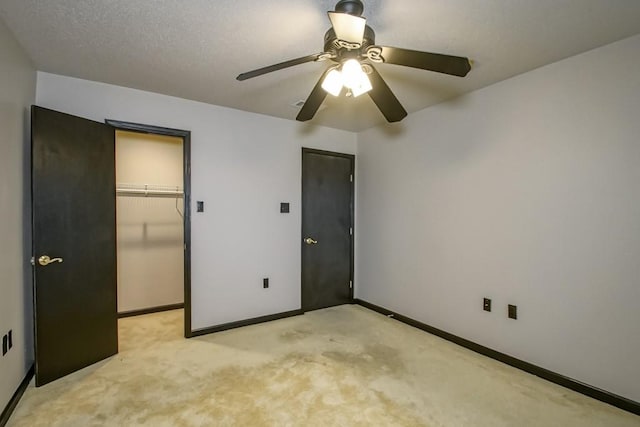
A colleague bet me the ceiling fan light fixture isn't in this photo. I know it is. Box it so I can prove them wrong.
[350,72,372,97]
[341,59,371,97]
[321,68,343,96]
[321,59,371,98]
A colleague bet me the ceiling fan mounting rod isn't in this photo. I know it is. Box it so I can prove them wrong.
[335,0,364,16]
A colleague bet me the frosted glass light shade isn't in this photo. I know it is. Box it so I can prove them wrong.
[321,60,372,98]
[341,59,371,97]
[350,73,372,97]
[341,59,362,88]
[321,69,343,96]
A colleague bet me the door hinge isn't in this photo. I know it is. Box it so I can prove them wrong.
[350,174,353,182]
[349,280,353,289]
[349,227,353,235]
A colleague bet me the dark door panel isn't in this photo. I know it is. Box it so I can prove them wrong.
[32,106,118,386]
[301,149,354,311]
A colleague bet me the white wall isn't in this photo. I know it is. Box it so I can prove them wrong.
[116,131,184,313]
[356,34,640,402]
[36,72,356,330]
[0,20,36,412]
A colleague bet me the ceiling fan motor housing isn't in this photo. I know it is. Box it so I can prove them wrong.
[335,0,364,16]
[324,25,376,58]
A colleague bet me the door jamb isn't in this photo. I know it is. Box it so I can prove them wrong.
[106,119,193,338]
[301,147,355,311]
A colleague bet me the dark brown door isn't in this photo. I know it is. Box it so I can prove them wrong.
[301,148,354,311]
[32,106,118,386]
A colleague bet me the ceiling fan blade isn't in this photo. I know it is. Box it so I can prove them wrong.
[328,12,366,46]
[368,46,471,77]
[296,68,332,122]
[237,53,326,81]
[367,65,408,123]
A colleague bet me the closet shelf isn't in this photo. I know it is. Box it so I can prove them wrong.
[116,183,183,198]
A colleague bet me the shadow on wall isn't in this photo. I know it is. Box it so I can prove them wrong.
[376,122,407,137]
[117,219,183,248]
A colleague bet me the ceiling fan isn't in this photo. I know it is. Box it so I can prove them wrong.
[236,0,472,123]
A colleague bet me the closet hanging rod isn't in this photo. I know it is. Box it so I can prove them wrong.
[116,184,183,198]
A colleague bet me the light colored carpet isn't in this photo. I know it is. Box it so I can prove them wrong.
[7,305,639,426]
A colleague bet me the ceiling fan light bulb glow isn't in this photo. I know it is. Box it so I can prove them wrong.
[321,69,343,96]
[341,59,371,97]
[350,72,372,97]
[341,59,363,88]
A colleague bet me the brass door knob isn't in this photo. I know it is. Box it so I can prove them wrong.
[304,237,318,245]
[38,255,64,266]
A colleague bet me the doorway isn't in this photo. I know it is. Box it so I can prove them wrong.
[115,130,185,319]
[301,148,354,311]
[107,120,192,337]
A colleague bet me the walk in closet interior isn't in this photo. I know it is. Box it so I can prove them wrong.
[115,130,184,315]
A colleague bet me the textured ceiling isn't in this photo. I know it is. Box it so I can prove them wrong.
[1,1,640,132]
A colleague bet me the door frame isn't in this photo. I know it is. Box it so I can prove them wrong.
[301,147,355,311]
[106,119,193,338]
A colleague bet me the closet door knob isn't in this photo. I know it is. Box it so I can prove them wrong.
[38,255,64,266]
[304,237,318,245]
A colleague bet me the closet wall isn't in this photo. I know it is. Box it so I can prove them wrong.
[116,130,184,313]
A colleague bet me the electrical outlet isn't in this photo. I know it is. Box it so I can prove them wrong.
[263,278,269,289]
[8,330,12,349]
[508,304,518,319]
[483,298,492,312]
[196,201,204,212]
[2,334,7,356]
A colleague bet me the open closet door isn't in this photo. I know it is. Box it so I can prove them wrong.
[31,106,118,386]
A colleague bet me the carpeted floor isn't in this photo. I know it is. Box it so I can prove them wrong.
[7,305,640,426]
